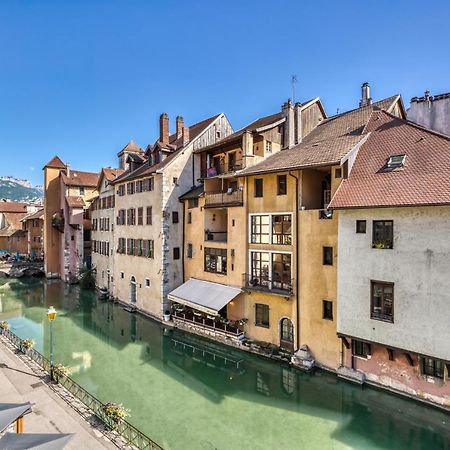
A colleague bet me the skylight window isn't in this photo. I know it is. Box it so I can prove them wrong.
[387,154,406,169]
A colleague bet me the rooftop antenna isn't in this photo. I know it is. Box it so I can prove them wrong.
[291,75,298,104]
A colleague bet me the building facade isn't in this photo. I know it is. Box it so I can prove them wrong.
[43,156,98,280]
[330,110,450,407]
[21,208,44,258]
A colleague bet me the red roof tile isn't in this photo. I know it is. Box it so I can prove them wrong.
[61,170,99,187]
[0,201,28,213]
[66,196,85,208]
[44,156,66,169]
[330,111,450,209]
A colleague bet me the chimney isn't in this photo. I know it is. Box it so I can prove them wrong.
[160,113,169,146]
[66,163,71,177]
[359,82,372,107]
[176,116,184,139]
[294,102,302,145]
[182,126,190,146]
[282,99,295,149]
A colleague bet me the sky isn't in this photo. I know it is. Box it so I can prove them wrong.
[1,0,449,186]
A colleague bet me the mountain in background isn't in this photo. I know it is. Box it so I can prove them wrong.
[0,176,43,203]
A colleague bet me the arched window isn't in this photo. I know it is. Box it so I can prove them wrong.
[280,318,294,342]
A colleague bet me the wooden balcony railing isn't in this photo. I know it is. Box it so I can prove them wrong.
[204,190,243,208]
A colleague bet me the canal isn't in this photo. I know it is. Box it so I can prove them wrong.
[0,278,448,450]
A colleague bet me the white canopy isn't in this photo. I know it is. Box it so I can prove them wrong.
[168,278,242,316]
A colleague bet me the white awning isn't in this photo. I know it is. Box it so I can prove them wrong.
[168,278,242,316]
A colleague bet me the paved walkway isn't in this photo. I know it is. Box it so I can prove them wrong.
[0,339,117,449]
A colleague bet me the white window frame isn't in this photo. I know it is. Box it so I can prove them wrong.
[248,249,292,290]
[248,212,293,245]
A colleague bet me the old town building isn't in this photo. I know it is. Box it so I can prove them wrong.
[0,201,29,255]
[108,112,233,318]
[43,156,98,280]
[330,110,450,407]
[21,208,44,258]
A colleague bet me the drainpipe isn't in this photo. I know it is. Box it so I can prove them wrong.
[181,199,186,284]
[289,171,300,350]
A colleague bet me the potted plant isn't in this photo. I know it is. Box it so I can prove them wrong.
[100,402,130,428]
[372,240,385,249]
[21,338,35,354]
[163,310,171,322]
[0,321,9,334]
[53,364,71,383]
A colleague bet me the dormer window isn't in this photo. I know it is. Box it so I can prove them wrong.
[387,154,406,169]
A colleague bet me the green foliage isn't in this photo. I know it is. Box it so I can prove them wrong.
[53,363,71,379]
[21,338,35,350]
[0,321,10,330]
[101,402,130,422]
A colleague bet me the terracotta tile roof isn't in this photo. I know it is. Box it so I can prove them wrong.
[102,168,125,182]
[44,156,66,169]
[113,114,222,184]
[61,170,99,187]
[194,112,284,154]
[329,110,450,209]
[117,140,144,156]
[66,196,85,208]
[21,209,44,222]
[0,202,28,213]
[239,96,401,176]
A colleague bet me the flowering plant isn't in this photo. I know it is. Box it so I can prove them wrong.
[0,321,9,330]
[101,402,130,423]
[21,338,35,351]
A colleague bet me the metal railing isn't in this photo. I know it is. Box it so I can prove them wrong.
[204,190,243,207]
[0,328,163,450]
[243,273,293,296]
[201,161,244,178]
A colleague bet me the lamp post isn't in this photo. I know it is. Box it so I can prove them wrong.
[47,306,57,380]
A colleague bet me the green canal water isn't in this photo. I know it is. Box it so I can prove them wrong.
[0,278,449,450]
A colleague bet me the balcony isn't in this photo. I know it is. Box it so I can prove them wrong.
[204,190,243,208]
[204,231,227,243]
[172,309,244,338]
[201,162,244,179]
[243,273,293,296]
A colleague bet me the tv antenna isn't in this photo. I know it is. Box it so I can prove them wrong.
[291,75,298,104]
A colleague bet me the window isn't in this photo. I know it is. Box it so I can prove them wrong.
[254,178,263,198]
[173,177,178,185]
[421,357,445,379]
[137,207,143,225]
[371,281,394,323]
[372,220,393,249]
[277,175,287,195]
[250,215,270,244]
[144,239,154,259]
[172,211,179,224]
[187,211,192,224]
[228,152,236,171]
[280,318,294,342]
[117,209,126,225]
[118,185,125,196]
[79,186,85,196]
[127,182,135,195]
[352,340,371,358]
[188,198,198,209]
[127,238,135,255]
[120,271,124,279]
[143,178,154,192]
[335,168,342,178]
[250,251,270,287]
[146,207,152,225]
[272,253,291,291]
[137,239,143,256]
[117,238,126,254]
[204,247,227,274]
[266,141,272,153]
[272,215,291,245]
[187,243,193,259]
[387,154,406,169]
[323,300,333,320]
[356,220,366,233]
[323,246,333,265]
[173,247,180,260]
[145,278,150,288]
[255,304,269,328]
[127,208,136,225]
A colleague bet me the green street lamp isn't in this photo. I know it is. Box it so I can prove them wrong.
[47,306,57,380]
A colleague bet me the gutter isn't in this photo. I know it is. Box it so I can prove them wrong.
[289,171,300,350]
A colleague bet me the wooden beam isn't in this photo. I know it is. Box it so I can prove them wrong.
[404,353,414,366]
[15,416,23,433]
[387,348,395,361]
[341,336,350,349]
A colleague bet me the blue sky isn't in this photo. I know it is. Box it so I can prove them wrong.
[1,0,449,185]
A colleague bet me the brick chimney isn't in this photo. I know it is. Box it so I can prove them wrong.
[176,116,184,139]
[182,125,190,146]
[282,99,295,149]
[359,82,372,107]
[160,113,169,146]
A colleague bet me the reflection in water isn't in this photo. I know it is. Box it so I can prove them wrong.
[1,279,449,450]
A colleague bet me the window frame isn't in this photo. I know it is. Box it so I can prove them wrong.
[254,178,263,198]
[323,246,333,265]
[249,213,293,246]
[204,247,227,274]
[356,220,367,234]
[255,303,270,328]
[277,174,287,196]
[420,357,445,379]
[372,220,393,249]
[370,280,394,323]
[352,339,371,358]
[322,300,333,320]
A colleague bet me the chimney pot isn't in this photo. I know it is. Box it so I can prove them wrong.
[182,126,190,146]
[160,113,169,146]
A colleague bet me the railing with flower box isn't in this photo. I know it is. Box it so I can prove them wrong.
[0,327,163,450]
[172,309,244,338]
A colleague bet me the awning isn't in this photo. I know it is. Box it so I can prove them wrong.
[168,278,242,316]
[0,403,32,432]
[0,433,73,449]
